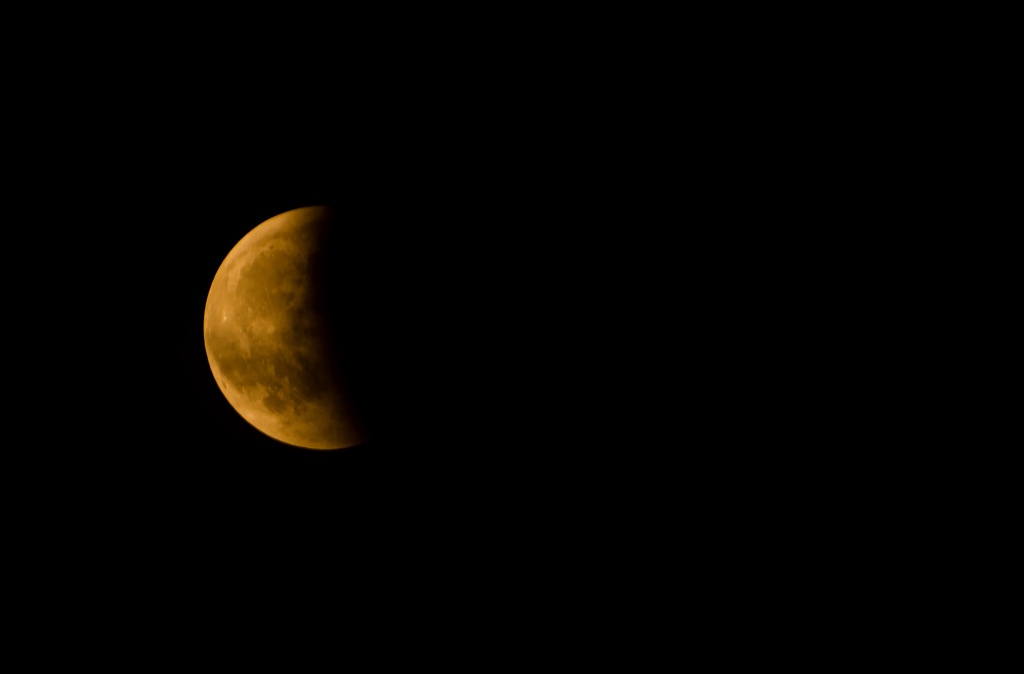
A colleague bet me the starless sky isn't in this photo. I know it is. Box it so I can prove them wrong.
[14,35,644,548]
[36,133,545,526]
[5,18,678,628]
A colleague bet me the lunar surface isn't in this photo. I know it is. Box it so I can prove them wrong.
[204,206,365,450]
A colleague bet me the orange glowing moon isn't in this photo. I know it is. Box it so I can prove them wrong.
[203,206,365,450]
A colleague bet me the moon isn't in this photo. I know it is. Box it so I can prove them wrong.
[204,205,366,450]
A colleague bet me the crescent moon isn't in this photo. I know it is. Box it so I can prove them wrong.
[203,206,365,450]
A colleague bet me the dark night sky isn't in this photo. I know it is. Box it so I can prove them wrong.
[2,11,895,655]
[7,26,673,621]
[4,15,864,656]
[19,98,601,544]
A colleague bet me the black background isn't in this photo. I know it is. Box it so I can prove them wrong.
[5,22,681,633]
[0,8,922,657]
[16,81,618,547]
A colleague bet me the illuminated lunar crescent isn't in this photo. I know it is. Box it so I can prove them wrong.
[203,205,365,450]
